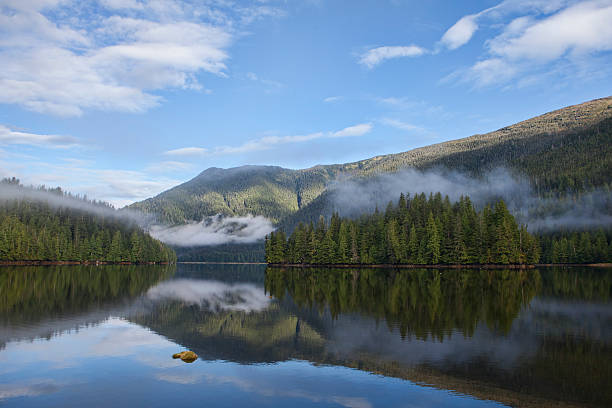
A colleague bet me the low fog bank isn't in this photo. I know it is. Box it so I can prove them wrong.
[0,183,273,247]
[327,168,612,232]
[0,182,150,225]
[148,215,274,247]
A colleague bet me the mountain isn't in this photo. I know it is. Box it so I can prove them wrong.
[130,96,612,229]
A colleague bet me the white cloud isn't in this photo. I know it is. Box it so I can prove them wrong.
[323,96,342,103]
[0,1,283,116]
[164,123,373,157]
[331,123,372,137]
[359,45,426,69]
[464,0,612,86]
[488,1,612,62]
[0,125,80,148]
[379,118,422,132]
[164,147,209,157]
[438,0,573,51]
[440,15,479,50]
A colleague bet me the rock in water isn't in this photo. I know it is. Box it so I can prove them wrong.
[172,351,198,363]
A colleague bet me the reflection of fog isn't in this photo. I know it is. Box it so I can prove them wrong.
[325,314,538,371]
[526,298,612,340]
[324,296,612,371]
[146,280,270,312]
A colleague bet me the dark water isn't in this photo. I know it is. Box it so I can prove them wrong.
[1,264,611,407]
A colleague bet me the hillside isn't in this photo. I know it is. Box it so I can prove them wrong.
[0,180,176,263]
[130,96,612,228]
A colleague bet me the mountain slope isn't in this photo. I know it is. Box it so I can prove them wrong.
[130,96,612,226]
[131,165,344,224]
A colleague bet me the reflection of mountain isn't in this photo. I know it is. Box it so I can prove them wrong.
[132,267,612,408]
[132,301,326,363]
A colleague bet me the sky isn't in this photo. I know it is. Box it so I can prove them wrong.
[0,0,611,207]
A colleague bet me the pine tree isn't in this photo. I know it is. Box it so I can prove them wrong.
[426,212,441,264]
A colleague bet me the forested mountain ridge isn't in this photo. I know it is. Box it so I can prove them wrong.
[130,96,612,226]
[130,165,344,224]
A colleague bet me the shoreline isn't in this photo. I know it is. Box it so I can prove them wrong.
[0,260,172,266]
[267,263,612,269]
[179,261,268,265]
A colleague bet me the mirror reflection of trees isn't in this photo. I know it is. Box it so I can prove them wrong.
[538,267,612,301]
[265,267,541,339]
[0,264,175,324]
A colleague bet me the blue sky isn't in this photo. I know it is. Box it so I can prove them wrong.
[0,0,611,206]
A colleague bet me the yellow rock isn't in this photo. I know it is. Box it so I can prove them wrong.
[172,350,198,363]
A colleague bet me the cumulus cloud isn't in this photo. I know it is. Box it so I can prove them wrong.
[0,0,283,116]
[148,214,275,246]
[440,0,612,87]
[439,0,573,51]
[440,15,480,50]
[164,123,373,157]
[359,45,426,69]
[487,1,612,62]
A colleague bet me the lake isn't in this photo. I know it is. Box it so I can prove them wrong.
[1,264,610,407]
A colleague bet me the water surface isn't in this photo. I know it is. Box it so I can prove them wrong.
[1,264,610,407]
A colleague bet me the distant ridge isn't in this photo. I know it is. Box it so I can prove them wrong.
[130,96,612,226]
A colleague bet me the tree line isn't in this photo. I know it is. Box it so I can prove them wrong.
[538,229,612,264]
[267,192,612,265]
[266,192,541,265]
[0,180,176,263]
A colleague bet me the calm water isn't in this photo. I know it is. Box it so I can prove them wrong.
[1,264,611,407]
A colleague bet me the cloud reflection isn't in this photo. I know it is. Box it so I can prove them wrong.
[146,280,270,312]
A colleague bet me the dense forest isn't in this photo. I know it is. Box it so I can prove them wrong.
[538,229,612,263]
[266,193,541,265]
[0,179,176,263]
[266,192,612,265]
